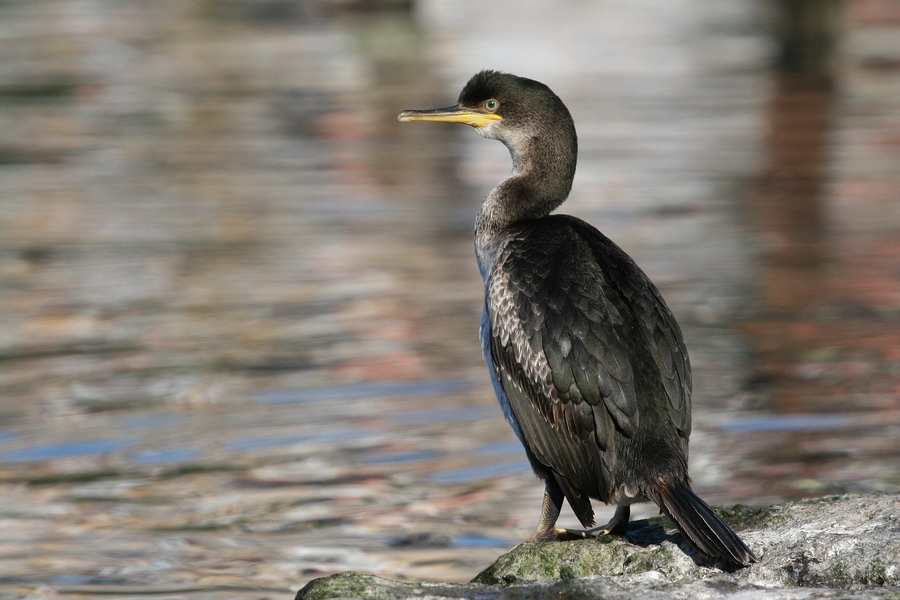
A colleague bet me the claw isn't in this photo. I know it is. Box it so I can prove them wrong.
[552,505,631,540]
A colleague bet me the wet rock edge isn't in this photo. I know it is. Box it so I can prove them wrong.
[295,493,900,599]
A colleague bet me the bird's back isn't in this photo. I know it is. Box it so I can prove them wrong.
[482,214,692,507]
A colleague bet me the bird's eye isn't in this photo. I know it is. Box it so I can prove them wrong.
[484,99,499,112]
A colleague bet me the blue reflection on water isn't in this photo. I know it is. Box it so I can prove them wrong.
[720,414,855,433]
[390,406,496,425]
[430,461,529,484]
[473,440,523,455]
[451,534,513,548]
[364,449,442,464]
[51,575,127,585]
[130,448,200,465]
[224,429,362,452]
[0,439,132,462]
[116,413,186,430]
[254,379,474,405]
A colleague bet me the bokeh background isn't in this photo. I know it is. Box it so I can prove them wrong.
[1,0,898,598]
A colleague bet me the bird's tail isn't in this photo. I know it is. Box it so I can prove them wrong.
[650,482,757,567]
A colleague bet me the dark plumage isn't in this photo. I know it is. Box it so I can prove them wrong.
[399,70,756,567]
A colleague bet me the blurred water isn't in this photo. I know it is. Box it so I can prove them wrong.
[0,0,899,598]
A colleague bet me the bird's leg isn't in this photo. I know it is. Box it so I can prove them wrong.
[556,504,630,540]
[530,480,565,541]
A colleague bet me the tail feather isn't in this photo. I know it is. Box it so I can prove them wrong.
[651,482,757,567]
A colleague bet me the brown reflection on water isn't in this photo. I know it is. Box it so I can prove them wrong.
[736,55,900,502]
[751,75,832,317]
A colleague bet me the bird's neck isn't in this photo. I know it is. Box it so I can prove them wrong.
[474,134,576,281]
[475,132,576,238]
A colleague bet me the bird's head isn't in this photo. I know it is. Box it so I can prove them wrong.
[399,70,578,222]
[398,70,574,151]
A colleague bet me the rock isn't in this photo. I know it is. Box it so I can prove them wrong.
[295,493,900,599]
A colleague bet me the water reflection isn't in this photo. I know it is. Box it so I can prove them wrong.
[363,449,442,464]
[253,379,474,404]
[0,0,898,597]
[719,413,854,433]
[130,447,202,465]
[0,439,133,463]
[389,405,494,424]
[430,462,530,485]
[732,22,900,501]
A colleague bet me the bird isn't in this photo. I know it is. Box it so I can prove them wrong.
[398,70,756,567]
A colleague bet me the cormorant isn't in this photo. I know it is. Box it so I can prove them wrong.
[398,70,756,567]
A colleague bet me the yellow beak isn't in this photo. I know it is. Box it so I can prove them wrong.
[398,105,502,129]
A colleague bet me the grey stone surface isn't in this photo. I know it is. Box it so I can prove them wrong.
[296,494,900,599]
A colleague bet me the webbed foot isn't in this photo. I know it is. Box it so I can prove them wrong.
[553,505,630,540]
